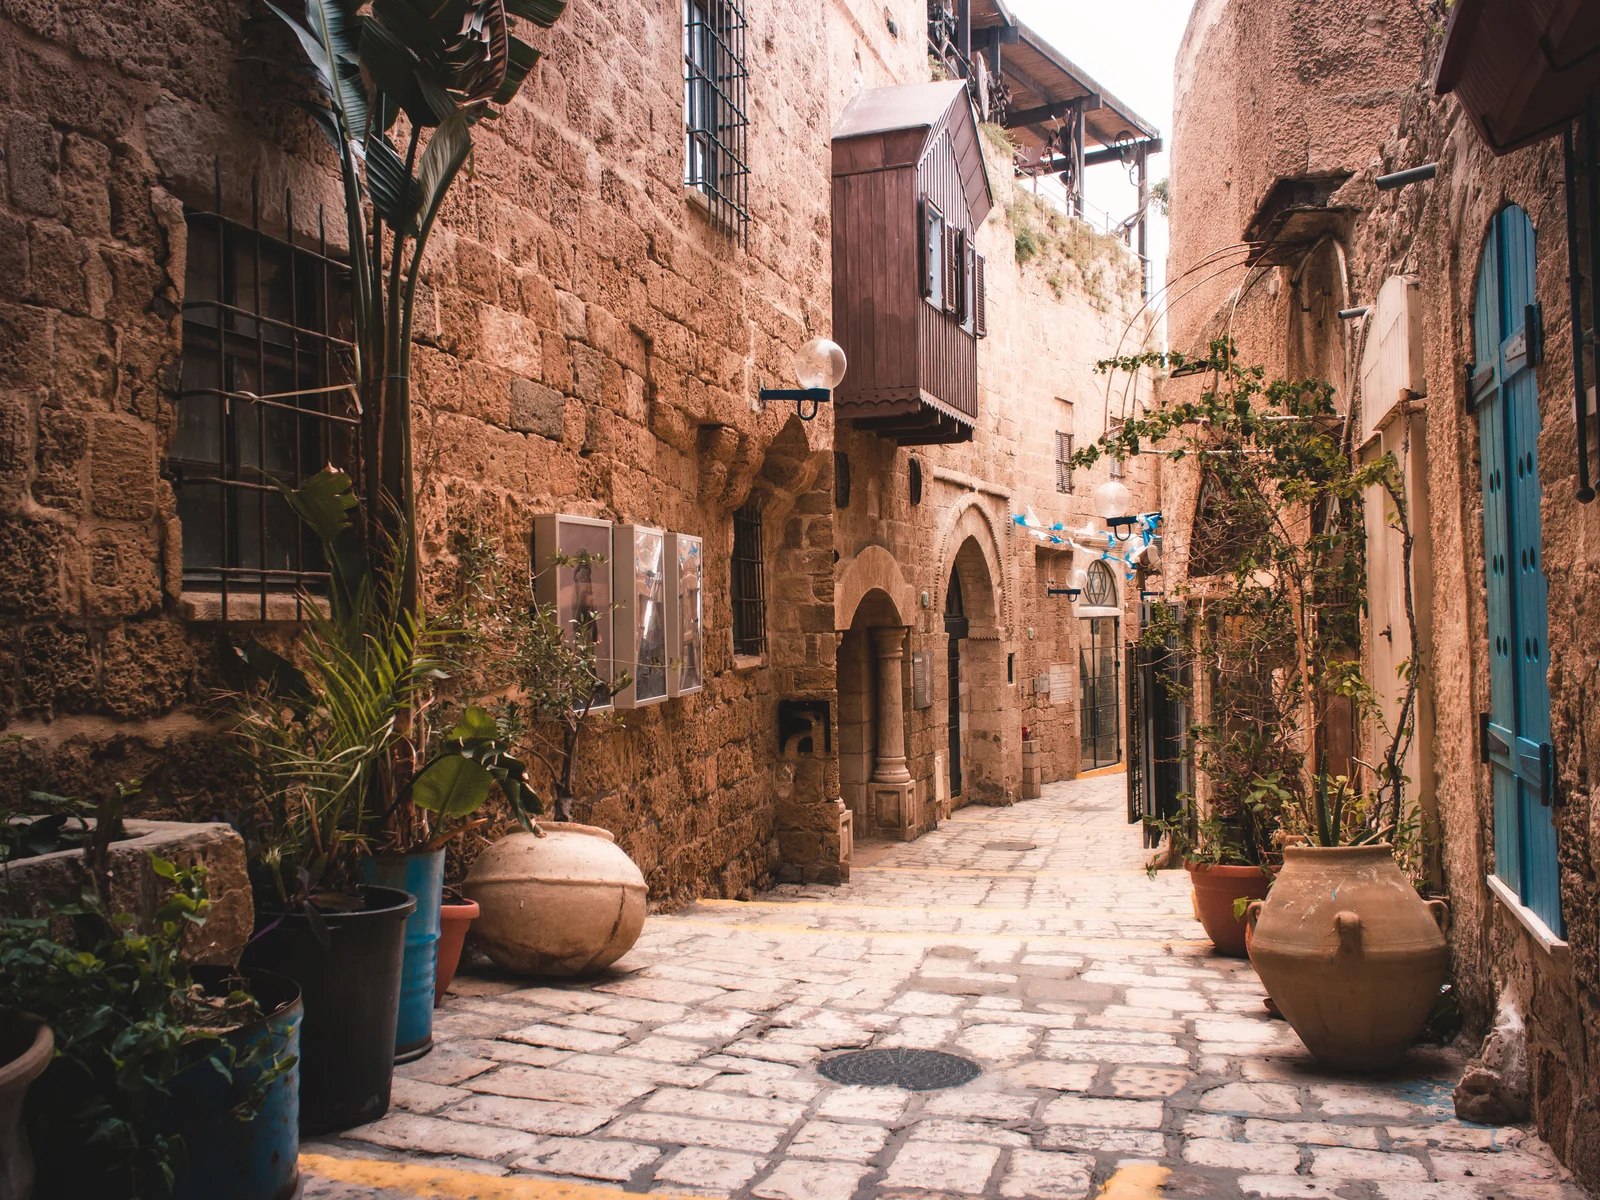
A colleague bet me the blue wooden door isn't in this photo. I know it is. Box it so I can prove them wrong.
[1473,205,1560,934]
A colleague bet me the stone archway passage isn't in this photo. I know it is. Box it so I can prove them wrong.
[945,535,1009,807]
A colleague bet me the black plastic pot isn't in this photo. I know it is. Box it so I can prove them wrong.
[241,886,415,1134]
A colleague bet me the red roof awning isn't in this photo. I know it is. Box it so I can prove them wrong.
[1434,0,1600,154]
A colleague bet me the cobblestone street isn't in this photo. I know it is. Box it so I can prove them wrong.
[303,775,1586,1199]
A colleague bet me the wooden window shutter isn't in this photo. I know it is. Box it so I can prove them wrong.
[974,253,988,337]
[920,199,934,299]
[943,228,960,315]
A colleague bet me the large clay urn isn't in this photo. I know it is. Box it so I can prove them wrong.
[464,824,647,976]
[1246,845,1449,1071]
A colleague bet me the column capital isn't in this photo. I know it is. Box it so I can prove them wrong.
[870,625,908,658]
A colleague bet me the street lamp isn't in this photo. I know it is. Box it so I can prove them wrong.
[1094,479,1140,542]
[760,337,847,421]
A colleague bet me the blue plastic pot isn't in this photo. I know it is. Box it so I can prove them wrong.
[170,968,302,1200]
[361,849,444,1061]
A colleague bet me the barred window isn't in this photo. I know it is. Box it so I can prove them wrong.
[1055,431,1074,494]
[170,185,354,616]
[731,499,766,657]
[684,0,749,247]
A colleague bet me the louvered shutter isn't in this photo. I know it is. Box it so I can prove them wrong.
[943,228,960,315]
[921,200,934,299]
[974,253,987,337]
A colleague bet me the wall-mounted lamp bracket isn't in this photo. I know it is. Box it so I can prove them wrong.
[1106,514,1141,543]
[1375,163,1437,191]
[1046,587,1082,600]
[1338,306,1369,320]
[759,387,832,420]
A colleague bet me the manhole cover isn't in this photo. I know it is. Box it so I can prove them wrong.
[817,1048,981,1091]
[984,840,1037,852]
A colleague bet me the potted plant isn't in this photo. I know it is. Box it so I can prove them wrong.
[434,886,479,1005]
[253,0,568,1080]
[453,544,648,978]
[1246,769,1449,1070]
[0,1014,51,1200]
[232,470,533,1120]
[0,854,297,1200]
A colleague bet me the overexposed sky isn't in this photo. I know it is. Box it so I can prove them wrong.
[1006,0,1194,297]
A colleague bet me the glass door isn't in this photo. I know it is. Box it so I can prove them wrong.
[1080,616,1121,768]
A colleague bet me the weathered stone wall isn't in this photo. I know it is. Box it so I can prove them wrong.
[1170,0,1600,1181]
[0,0,839,908]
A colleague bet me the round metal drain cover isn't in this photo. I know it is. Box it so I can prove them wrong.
[817,1048,981,1091]
[984,840,1037,852]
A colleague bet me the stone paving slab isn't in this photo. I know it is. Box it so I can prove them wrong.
[303,775,1590,1199]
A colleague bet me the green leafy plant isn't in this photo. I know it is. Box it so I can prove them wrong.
[433,516,629,829]
[233,469,533,906]
[1086,340,1429,877]
[0,856,292,1198]
[263,0,568,612]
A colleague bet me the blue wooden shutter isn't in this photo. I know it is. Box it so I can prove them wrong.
[1475,204,1560,934]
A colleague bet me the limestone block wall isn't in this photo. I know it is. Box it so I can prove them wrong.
[0,0,842,907]
[1169,0,1600,1181]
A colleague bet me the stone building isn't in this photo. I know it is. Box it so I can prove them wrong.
[1166,0,1600,1182]
[0,0,1157,904]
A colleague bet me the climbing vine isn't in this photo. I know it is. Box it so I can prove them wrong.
[1077,340,1427,873]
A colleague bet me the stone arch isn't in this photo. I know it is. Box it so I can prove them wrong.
[934,496,1008,636]
[936,503,1013,809]
[835,543,915,631]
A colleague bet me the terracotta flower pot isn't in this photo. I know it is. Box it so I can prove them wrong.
[464,824,647,977]
[1187,862,1272,957]
[1246,844,1449,1071]
[435,899,480,1005]
[0,1014,53,1200]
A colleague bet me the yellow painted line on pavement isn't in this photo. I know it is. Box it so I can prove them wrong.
[300,1154,713,1200]
[1097,1163,1170,1198]
[667,919,1212,948]
[693,898,1196,921]
[852,866,1158,877]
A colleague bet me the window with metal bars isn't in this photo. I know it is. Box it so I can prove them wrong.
[683,0,749,247]
[169,176,355,618]
[1055,431,1074,493]
[731,499,766,657]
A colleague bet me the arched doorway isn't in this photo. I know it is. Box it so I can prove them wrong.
[1079,561,1122,769]
[835,547,919,839]
[944,566,967,799]
[944,534,1008,806]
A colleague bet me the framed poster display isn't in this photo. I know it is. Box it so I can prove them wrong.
[532,514,615,710]
[665,532,704,697]
[612,524,668,708]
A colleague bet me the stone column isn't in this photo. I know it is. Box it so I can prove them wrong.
[871,625,912,784]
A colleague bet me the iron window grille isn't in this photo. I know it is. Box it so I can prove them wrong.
[684,0,750,248]
[169,171,356,620]
[1055,431,1074,493]
[731,499,766,657]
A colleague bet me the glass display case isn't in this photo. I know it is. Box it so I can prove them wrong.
[531,514,615,710]
[612,524,668,708]
[666,532,704,696]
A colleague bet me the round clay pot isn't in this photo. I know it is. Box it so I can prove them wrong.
[464,824,647,977]
[435,899,480,1005]
[0,1013,53,1200]
[1187,863,1272,958]
[1246,844,1449,1071]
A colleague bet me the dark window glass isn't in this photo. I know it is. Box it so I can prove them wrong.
[172,204,354,611]
[731,499,766,656]
[909,456,923,505]
[684,0,749,246]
